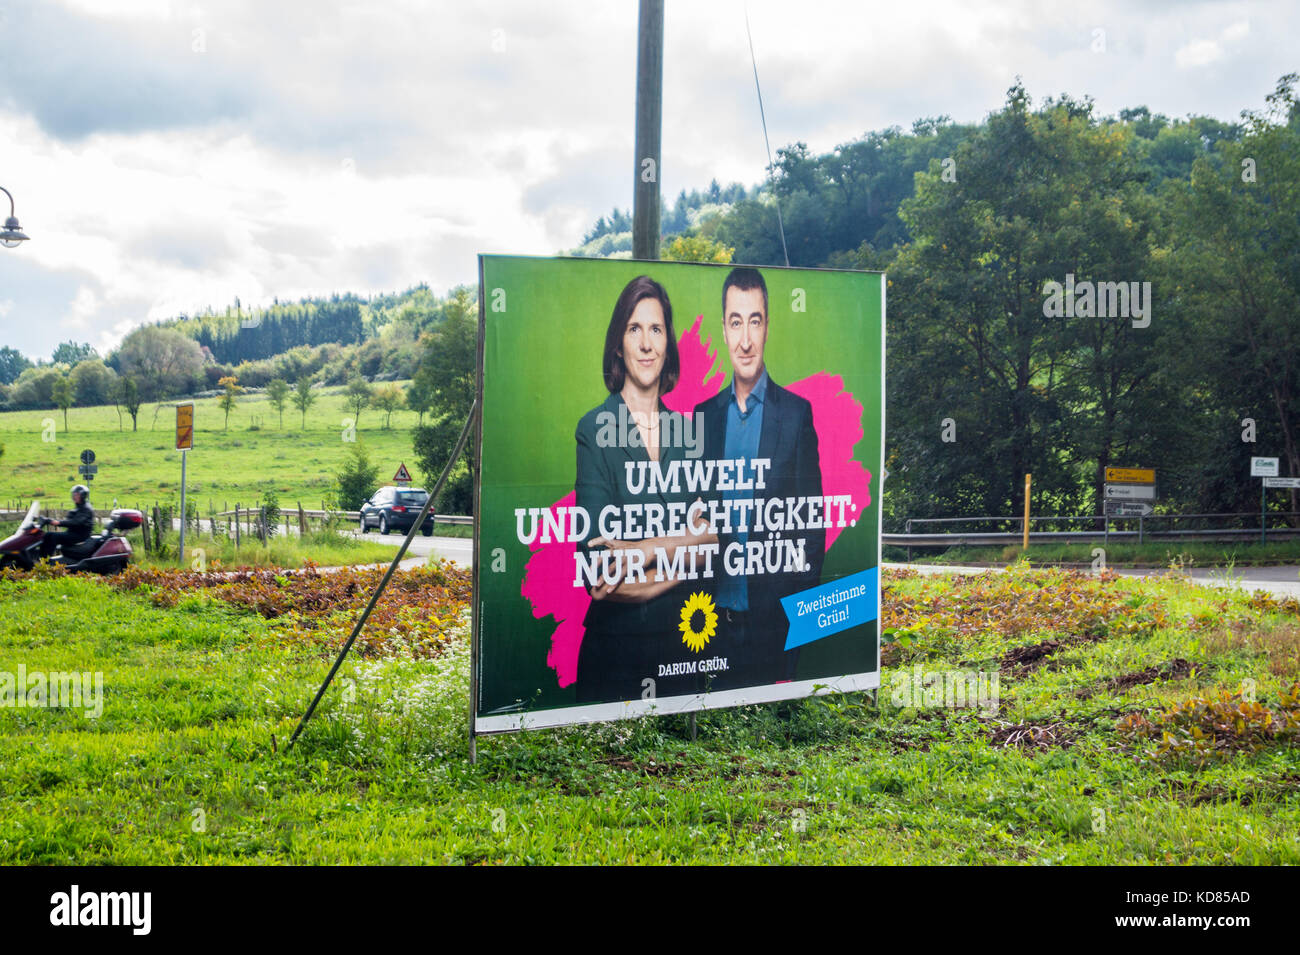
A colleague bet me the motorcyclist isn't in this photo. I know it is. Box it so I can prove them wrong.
[40,484,95,558]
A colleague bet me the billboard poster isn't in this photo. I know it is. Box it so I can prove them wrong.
[473,255,884,733]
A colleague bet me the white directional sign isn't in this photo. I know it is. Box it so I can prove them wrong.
[1105,501,1154,517]
[1263,477,1300,489]
[1251,457,1279,477]
[1105,483,1156,500]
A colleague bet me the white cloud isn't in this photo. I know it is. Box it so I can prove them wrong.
[0,0,1295,361]
[1176,38,1225,68]
[1175,16,1252,70]
[1222,20,1251,43]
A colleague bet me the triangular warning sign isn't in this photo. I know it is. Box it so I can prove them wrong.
[393,462,413,483]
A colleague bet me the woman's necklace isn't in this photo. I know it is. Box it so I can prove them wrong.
[629,408,660,459]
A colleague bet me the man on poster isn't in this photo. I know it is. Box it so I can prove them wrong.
[695,267,825,689]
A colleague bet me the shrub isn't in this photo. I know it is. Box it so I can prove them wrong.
[335,444,380,511]
[1118,684,1300,762]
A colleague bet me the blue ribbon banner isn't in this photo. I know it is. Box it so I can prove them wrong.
[780,567,880,651]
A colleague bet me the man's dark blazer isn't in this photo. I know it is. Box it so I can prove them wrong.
[696,374,825,682]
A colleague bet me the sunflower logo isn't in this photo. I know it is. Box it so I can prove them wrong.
[678,591,718,653]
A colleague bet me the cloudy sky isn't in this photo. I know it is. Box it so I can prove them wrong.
[0,0,1293,361]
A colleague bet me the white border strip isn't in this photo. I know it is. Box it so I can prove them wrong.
[474,670,881,733]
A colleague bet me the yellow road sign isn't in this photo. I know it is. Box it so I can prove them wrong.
[176,403,194,450]
[1104,467,1154,484]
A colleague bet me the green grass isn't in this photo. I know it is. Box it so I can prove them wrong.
[892,538,1300,569]
[2,567,1298,863]
[418,522,473,539]
[0,383,442,514]
[133,529,404,571]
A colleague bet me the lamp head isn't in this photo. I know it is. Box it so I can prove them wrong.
[0,215,27,248]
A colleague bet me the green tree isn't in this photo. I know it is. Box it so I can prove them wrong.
[261,488,281,531]
[887,83,1171,520]
[217,376,244,430]
[8,366,63,408]
[116,375,141,431]
[51,341,98,366]
[265,378,290,429]
[660,234,734,263]
[371,382,404,429]
[404,373,434,425]
[0,346,31,385]
[114,325,204,399]
[291,376,317,429]
[51,375,74,432]
[70,359,118,406]
[344,375,372,428]
[1166,73,1300,517]
[335,442,380,511]
[411,286,477,510]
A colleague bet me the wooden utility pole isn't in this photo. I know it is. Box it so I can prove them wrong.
[632,0,663,261]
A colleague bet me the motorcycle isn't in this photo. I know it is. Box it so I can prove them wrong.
[0,501,144,574]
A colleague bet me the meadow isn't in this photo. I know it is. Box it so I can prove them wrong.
[0,384,434,514]
[1,561,1297,864]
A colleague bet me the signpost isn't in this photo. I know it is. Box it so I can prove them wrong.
[1103,467,1156,543]
[176,404,194,556]
[1023,473,1031,550]
[1252,458,1283,543]
[77,448,98,483]
[1263,477,1300,489]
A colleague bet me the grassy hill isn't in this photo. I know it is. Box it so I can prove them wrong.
[0,383,435,514]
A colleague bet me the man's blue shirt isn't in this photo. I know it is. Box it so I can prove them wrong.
[715,368,768,611]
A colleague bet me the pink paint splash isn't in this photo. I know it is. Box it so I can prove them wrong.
[520,490,586,685]
[520,316,873,688]
[664,315,727,413]
[786,372,871,551]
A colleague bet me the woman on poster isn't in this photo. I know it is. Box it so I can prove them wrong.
[573,275,717,704]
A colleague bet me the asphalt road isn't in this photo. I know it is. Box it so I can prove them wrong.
[888,562,1300,598]
[356,540,1300,599]
[344,530,473,568]
[164,516,1300,597]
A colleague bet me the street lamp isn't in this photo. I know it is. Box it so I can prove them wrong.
[0,186,29,248]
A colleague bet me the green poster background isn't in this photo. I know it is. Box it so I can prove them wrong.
[475,254,883,728]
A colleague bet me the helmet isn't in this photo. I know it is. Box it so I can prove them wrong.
[72,484,89,503]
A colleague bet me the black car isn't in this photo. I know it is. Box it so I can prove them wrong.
[359,486,434,536]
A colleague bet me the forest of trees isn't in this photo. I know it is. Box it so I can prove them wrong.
[0,284,457,411]
[167,296,366,366]
[567,77,1299,529]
